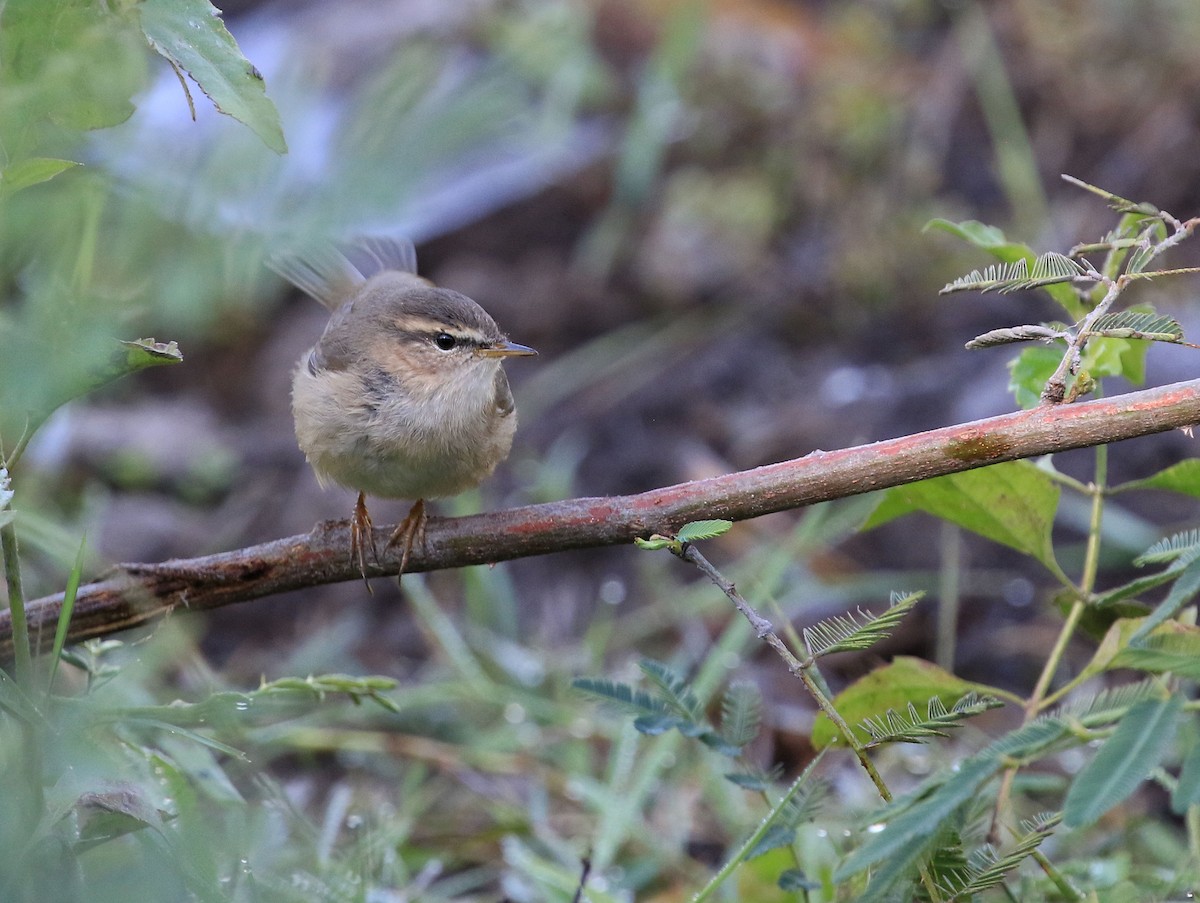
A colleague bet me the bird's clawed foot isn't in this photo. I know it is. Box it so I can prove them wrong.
[385,498,427,583]
[349,491,377,590]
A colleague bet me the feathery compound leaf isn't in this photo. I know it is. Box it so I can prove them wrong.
[941,252,1087,295]
[638,659,705,723]
[1064,695,1183,828]
[965,324,1066,349]
[719,680,762,749]
[1088,311,1185,343]
[935,813,1061,898]
[676,519,733,542]
[571,677,668,718]
[1062,174,1161,217]
[803,592,922,659]
[859,692,1003,748]
[1054,679,1164,728]
[1136,528,1200,566]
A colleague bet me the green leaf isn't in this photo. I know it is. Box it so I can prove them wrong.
[634,535,674,551]
[639,659,704,723]
[1117,463,1200,500]
[571,677,667,718]
[48,535,88,694]
[719,679,762,749]
[858,692,1004,748]
[137,0,287,154]
[835,719,1067,883]
[1173,742,1200,814]
[1008,344,1063,409]
[1128,556,1200,644]
[862,462,1059,570]
[676,519,732,542]
[1112,625,1200,678]
[0,158,80,197]
[745,824,795,860]
[940,252,1086,295]
[1081,335,1147,385]
[924,218,1084,318]
[1089,311,1185,343]
[802,591,922,659]
[1063,695,1182,828]
[811,657,1004,748]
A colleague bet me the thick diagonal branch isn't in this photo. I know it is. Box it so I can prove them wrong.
[6,378,1200,661]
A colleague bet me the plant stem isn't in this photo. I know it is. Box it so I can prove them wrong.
[0,519,31,686]
[677,542,944,900]
[690,750,827,903]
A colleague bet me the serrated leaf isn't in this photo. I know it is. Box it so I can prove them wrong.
[862,461,1059,570]
[1118,464,1200,502]
[676,519,732,542]
[811,657,1004,748]
[137,0,287,154]
[1136,529,1200,565]
[1064,695,1182,828]
[935,813,1061,898]
[965,324,1065,349]
[0,157,80,196]
[802,591,922,659]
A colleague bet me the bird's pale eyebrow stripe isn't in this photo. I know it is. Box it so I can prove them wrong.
[390,315,489,343]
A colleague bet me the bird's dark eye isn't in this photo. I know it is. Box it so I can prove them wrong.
[434,332,457,351]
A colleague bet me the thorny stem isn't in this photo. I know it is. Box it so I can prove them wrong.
[676,542,945,901]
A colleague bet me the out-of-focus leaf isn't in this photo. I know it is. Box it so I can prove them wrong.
[1064,695,1181,828]
[1112,624,1200,678]
[0,158,80,196]
[137,0,287,154]
[1007,344,1062,409]
[1116,461,1200,499]
[1172,742,1200,814]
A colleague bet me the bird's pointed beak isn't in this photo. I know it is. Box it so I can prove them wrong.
[480,340,537,358]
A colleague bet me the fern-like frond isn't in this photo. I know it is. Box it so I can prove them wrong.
[1136,529,1200,566]
[802,592,922,659]
[720,680,762,749]
[571,677,667,718]
[860,692,1003,748]
[1088,311,1185,343]
[639,659,705,723]
[936,812,1061,900]
[940,252,1088,295]
[965,324,1067,349]
[1054,679,1164,728]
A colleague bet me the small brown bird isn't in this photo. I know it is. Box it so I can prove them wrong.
[271,238,536,580]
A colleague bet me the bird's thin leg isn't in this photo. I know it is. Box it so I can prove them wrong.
[385,498,427,581]
[350,491,377,589]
